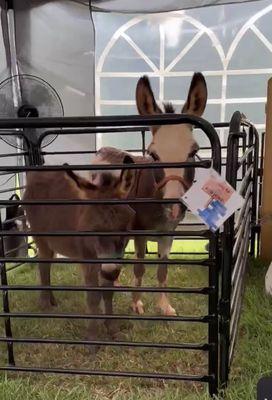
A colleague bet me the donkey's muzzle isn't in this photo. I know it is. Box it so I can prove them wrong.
[167,204,182,221]
[101,263,121,282]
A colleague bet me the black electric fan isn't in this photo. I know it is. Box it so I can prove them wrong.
[0,74,64,150]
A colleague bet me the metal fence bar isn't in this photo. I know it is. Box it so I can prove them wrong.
[233,211,251,261]
[237,145,254,168]
[0,284,214,294]
[234,184,252,232]
[6,262,29,272]
[238,165,253,196]
[0,337,211,351]
[0,198,200,206]
[0,160,212,172]
[231,220,251,295]
[0,230,211,238]
[4,241,30,256]
[0,366,213,383]
[0,152,28,159]
[0,312,214,323]
[0,257,214,266]
[0,185,26,195]
[249,125,260,256]
[230,236,249,321]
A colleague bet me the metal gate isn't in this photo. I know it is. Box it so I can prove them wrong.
[0,111,260,397]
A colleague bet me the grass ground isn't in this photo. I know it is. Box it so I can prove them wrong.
[0,240,272,400]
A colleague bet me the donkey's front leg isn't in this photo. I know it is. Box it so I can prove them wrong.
[100,263,122,339]
[81,263,103,353]
[157,237,177,316]
[131,237,146,314]
[35,238,57,310]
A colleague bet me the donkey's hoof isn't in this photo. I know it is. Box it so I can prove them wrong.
[86,334,101,355]
[49,294,58,307]
[131,300,144,314]
[121,320,133,331]
[111,330,128,341]
[39,294,58,310]
[87,344,100,355]
[106,320,132,339]
[105,320,121,338]
[106,323,127,341]
[162,304,177,316]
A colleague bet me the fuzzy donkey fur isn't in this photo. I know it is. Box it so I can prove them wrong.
[23,157,136,348]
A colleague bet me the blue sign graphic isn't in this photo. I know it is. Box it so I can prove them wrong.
[197,200,227,232]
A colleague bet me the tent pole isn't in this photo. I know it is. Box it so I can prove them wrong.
[5,0,27,186]
[260,77,272,262]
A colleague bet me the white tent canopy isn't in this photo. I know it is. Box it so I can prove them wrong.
[91,0,265,13]
[0,0,270,192]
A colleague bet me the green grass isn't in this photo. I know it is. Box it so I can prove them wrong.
[0,240,271,400]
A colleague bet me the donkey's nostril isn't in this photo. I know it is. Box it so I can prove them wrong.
[102,173,113,187]
[168,204,181,220]
[91,173,97,182]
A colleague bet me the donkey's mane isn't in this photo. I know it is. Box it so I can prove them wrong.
[163,102,175,113]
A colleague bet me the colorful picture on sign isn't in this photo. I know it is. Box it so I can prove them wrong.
[181,168,245,232]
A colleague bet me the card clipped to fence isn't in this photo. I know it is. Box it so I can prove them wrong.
[181,168,245,232]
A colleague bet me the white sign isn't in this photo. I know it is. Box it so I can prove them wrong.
[181,168,245,232]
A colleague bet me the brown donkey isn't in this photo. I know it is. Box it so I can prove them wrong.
[92,72,207,316]
[23,156,136,344]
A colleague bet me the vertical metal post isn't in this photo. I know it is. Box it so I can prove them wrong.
[141,129,146,156]
[219,111,240,388]
[257,132,265,256]
[248,126,254,256]
[242,127,247,178]
[258,132,265,211]
[208,235,219,397]
[0,211,15,366]
[141,128,148,254]
[220,218,234,387]
[249,126,259,256]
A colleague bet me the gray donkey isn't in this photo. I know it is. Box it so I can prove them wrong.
[91,72,207,316]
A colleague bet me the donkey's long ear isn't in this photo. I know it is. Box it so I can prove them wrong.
[182,72,207,116]
[118,154,136,198]
[136,76,162,115]
[65,167,96,190]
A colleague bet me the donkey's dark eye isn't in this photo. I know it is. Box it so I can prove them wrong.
[189,143,199,158]
[148,149,160,161]
[102,173,113,187]
[151,152,160,161]
[189,149,198,157]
